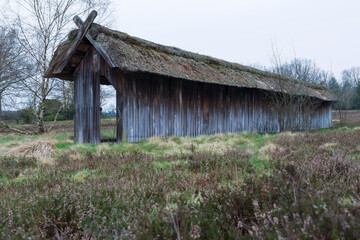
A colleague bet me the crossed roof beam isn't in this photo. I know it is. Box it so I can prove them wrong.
[53,10,116,75]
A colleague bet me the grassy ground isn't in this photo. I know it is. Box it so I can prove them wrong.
[332,110,360,127]
[1,118,360,238]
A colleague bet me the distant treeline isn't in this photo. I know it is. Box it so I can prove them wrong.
[326,68,360,110]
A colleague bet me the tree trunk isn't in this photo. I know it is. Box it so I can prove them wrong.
[37,105,45,133]
[0,92,2,120]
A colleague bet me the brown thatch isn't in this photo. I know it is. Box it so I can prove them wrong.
[46,24,337,101]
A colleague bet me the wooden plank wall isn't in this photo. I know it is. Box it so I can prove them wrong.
[117,73,332,142]
[73,47,101,144]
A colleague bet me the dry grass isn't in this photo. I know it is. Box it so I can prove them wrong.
[1,119,360,239]
[144,134,252,156]
[1,128,359,239]
[320,142,339,149]
[258,143,283,160]
[5,140,56,164]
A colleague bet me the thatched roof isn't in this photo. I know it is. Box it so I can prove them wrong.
[46,23,337,101]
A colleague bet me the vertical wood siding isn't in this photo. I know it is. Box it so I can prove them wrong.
[73,47,101,144]
[117,73,332,142]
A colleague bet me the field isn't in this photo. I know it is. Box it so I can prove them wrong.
[332,110,360,127]
[1,113,360,239]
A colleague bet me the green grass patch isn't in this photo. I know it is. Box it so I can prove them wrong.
[55,142,75,150]
[100,130,117,139]
[0,136,20,143]
[71,169,98,182]
[53,132,74,141]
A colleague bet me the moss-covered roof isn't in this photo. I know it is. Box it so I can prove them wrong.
[46,24,337,101]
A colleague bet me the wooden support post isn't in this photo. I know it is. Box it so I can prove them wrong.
[112,71,125,143]
[116,85,124,143]
[73,47,101,144]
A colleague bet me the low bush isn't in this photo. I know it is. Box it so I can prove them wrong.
[1,129,360,239]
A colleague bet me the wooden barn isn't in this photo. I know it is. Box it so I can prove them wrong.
[45,11,337,144]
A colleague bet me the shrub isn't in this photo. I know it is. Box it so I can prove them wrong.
[1,129,360,238]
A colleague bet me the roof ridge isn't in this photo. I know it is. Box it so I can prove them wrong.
[87,24,329,92]
[90,25,287,78]
[54,24,336,101]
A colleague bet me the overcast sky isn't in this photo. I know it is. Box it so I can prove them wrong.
[3,0,359,111]
[108,0,360,80]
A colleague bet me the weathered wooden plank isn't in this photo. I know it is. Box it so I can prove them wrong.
[133,78,137,142]
[203,84,210,134]
[123,74,129,141]
[116,73,124,143]
[155,79,161,137]
[172,79,175,136]
[73,47,100,144]
[91,49,101,144]
[225,86,230,134]
[164,78,169,136]
[141,77,146,139]
[118,72,333,142]
[149,77,153,138]
[160,80,165,136]
[209,86,215,135]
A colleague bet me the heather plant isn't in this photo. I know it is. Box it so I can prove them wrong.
[0,129,360,239]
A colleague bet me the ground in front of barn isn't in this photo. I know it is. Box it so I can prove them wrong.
[0,111,360,239]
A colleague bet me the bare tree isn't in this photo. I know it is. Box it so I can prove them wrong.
[2,0,111,134]
[0,26,30,120]
[342,67,360,86]
[263,77,322,132]
[337,87,354,125]
[336,69,359,125]
[100,85,116,110]
[267,45,329,131]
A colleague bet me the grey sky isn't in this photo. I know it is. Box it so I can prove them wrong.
[3,0,359,111]
[110,0,360,80]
